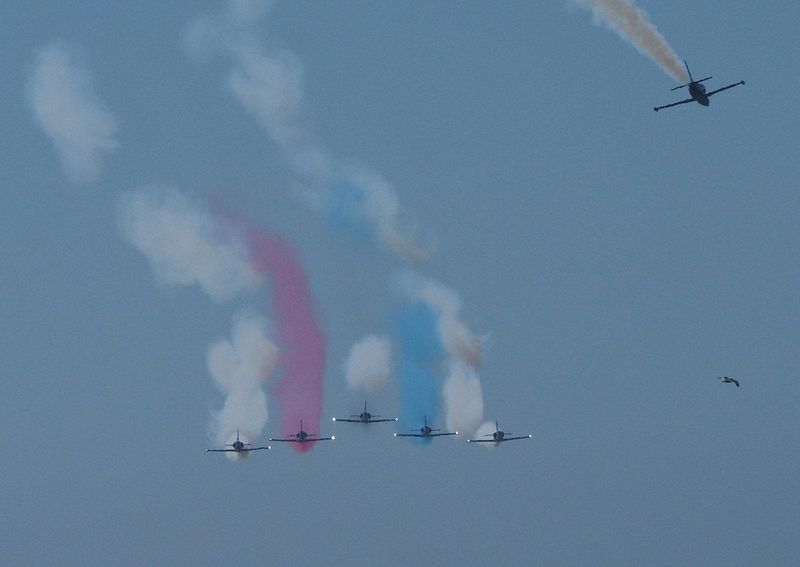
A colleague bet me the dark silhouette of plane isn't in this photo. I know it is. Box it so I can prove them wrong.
[718,376,740,387]
[332,401,398,424]
[269,419,335,444]
[466,421,532,445]
[394,416,458,439]
[654,60,744,112]
[206,429,270,454]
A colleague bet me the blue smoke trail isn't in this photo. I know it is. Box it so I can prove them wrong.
[327,181,375,241]
[392,301,442,444]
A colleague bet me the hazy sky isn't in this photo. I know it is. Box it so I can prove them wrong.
[2,1,799,565]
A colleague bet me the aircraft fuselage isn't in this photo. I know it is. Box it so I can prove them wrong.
[689,82,709,106]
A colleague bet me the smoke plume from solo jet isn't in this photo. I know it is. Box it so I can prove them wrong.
[575,0,688,82]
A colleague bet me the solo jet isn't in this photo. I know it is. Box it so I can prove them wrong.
[332,401,398,424]
[394,416,458,439]
[718,376,740,387]
[206,429,270,454]
[269,419,335,444]
[466,421,532,445]
[654,60,744,112]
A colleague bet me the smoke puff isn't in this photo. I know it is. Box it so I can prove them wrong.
[228,46,306,148]
[27,41,118,184]
[118,186,262,301]
[443,360,484,436]
[208,314,277,454]
[345,335,392,392]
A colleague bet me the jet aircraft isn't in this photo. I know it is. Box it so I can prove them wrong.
[654,60,744,112]
[206,429,270,454]
[718,376,740,387]
[466,421,532,445]
[332,401,398,424]
[269,420,335,444]
[394,416,458,439]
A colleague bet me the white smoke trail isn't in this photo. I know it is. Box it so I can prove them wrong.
[27,41,119,184]
[117,185,262,301]
[575,0,688,82]
[344,335,392,392]
[443,360,484,435]
[184,0,304,149]
[184,1,430,264]
[208,314,278,460]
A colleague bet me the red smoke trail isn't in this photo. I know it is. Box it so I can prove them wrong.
[247,228,326,453]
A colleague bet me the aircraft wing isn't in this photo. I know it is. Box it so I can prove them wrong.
[311,436,335,441]
[430,432,458,437]
[705,81,745,98]
[369,418,398,423]
[206,448,238,452]
[394,433,423,437]
[501,435,532,442]
[331,418,360,423]
[269,438,300,443]
[654,97,694,112]
[244,446,271,451]
[466,439,495,443]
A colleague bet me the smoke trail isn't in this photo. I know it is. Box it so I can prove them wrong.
[398,272,487,437]
[303,169,433,265]
[443,360,484,437]
[118,186,262,301]
[247,229,326,453]
[184,2,429,264]
[401,273,483,369]
[392,302,441,443]
[208,314,278,460]
[27,41,119,184]
[344,335,392,392]
[574,0,688,82]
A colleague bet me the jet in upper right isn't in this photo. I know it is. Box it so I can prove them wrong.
[654,60,744,112]
[718,376,740,387]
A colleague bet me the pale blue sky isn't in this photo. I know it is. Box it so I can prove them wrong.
[2,1,799,565]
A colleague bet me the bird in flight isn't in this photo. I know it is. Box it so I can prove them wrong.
[718,376,740,387]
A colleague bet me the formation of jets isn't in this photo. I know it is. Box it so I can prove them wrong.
[206,402,535,455]
[205,372,741,456]
[654,60,745,112]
